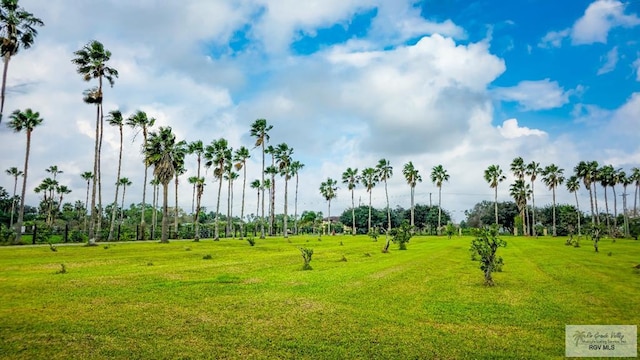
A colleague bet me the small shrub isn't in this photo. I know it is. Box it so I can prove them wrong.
[203,254,213,260]
[49,242,58,252]
[364,253,371,257]
[299,247,313,270]
[56,263,67,274]
[390,220,413,250]
[103,245,110,250]
[340,241,344,246]
[469,225,506,286]
[340,255,347,262]
[368,228,378,242]
[445,223,456,239]
[607,251,612,256]
[572,239,580,248]
[247,237,256,246]
[147,262,154,266]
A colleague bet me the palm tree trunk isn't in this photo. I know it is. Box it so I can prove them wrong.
[215,173,223,240]
[161,183,169,243]
[88,105,100,244]
[612,185,618,230]
[260,143,265,239]
[327,200,331,234]
[240,163,247,238]
[9,175,18,228]
[634,183,638,216]
[13,130,31,244]
[552,187,557,237]
[108,126,123,241]
[385,180,390,232]
[294,174,299,235]
[603,186,610,233]
[494,187,499,225]
[84,180,90,233]
[368,190,372,232]
[283,178,289,238]
[120,185,127,224]
[437,186,442,233]
[410,186,415,229]
[587,183,595,225]
[97,102,104,241]
[151,182,157,239]
[593,183,600,225]
[194,185,202,241]
[573,191,581,236]
[175,175,180,239]
[351,188,356,235]
[531,182,536,235]
[227,176,232,237]
[0,54,11,124]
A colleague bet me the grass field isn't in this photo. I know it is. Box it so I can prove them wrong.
[0,234,638,359]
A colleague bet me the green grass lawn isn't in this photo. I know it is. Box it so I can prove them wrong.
[0,234,638,359]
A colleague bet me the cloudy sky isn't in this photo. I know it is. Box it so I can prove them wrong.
[1,0,639,222]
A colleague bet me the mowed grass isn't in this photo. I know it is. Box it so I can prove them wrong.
[0,234,639,359]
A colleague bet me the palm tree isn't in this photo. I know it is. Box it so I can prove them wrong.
[172,140,187,238]
[250,118,272,239]
[126,110,155,239]
[632,167,640,216]
[265,145,277,235]
[7,108,42,243]
[575,161,596,225]
[72,40,118,243]
[5,166,22,227]
[376,159,393,235]
[619,171,632,237]
[250,179,261,228]
[319,178,338,234]
[80,171,93,232]
[204,138,230,240]
[106,109,124,241]
[611,167,622,231]
[150,177,159,238]
[54,185,71,222]
[430,164,450,233]
[188,176,205,241]
[144,127,177,243]
[589,161,601,225]
[566,175,582,236]
[117,177,131,224]
[275,143,293,238]
[402,162,421,229]
[542,164,565,237]
[45,165,63,181]
[525,161,542,235]
[509,179,531,235]
[223,163,238,237]
[484,164,506,225]
[0,0,43,124]
[360,167,378,232]
[598,164,615,233]
[290,160,304,235]
[187,140,204,214]
[510,157,527,234]
[233,146,250,237]
[342,167,359,235]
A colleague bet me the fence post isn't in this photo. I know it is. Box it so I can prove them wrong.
[32,224,37,245]
[64,223,69,243]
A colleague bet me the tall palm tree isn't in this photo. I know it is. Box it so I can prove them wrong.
[610,167,622,231]
[72,40,118,243]
[118,177,131,224]
[430,164,450,233]
[233,146,250,237]
[510,157,528,234]
[589,161,601,225]
[598,164,614,233]
[172,140,187,238]
[106,110,124,241]
[7,108,42,243]
[250,179,261,225]
[376,159,393,234]
[275,143,293,238]
[575,161,596,225]
[542,164,565,237]
[566,175,582,236]
[525,161,542,235]
[319,178,338,234]
[80,171,93,232]
[5,166,22,227]
[144,127,177,243]
[250,118,272,239]
[290,160,304,235]
[187,140,204,214]
[0,0,43,124]
[126,110,155,239]
[619,171,632,237]
[342,167,359,235]
[509,179,531,235]
[402,162,421,229]
[265,145,277,235]
[632,167,640,216]
[223,163,238,237]
[361,167,378,233]
[484,164,506,226]
[204,138,230,240]
[188,176,205,241]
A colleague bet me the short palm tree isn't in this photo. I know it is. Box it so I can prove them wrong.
[484,164,506,225]
[250,179,261,225]
[117,177,131,224]
[342,167,359,235]
[144,127,178,243]
[106,110,124,241]
[233,146,250,237]
[430,164,449,233]
[566,175,581,236]
[204,138,230,240]
[402,162,421,229]
[5,166,22,227]
[375,159,393,234]
[126,110,155,239]
[250,118,272,239]
[7,108,43,243]
[360,167,378,232]
[542,164,565,237]
[290,160,304,235]
[80,171,93,232]
[0,0,43,124]
[319,178,338,234]
[509,179,531,235]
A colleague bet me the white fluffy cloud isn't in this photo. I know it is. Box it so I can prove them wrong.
[493,79,571,111]
[572,0,640,45]
[497,119,547,139]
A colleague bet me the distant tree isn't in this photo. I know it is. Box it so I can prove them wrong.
[117,177,131,224]
[187,140,204,214]
[510,157,527,233]
[290,160,304,235]
[126,110,155,239]
[575,161,597,225]
[402,162,421,229]
[5,166,22,227]
[250,179,261,227]
[525,161,542,235]
[376,158,393,235]
[0,0,44,124]
[360,167,378,233]
[566,175,582,236]
[619,171,632,237]
[342,167,359,236]
[470,225,506,286]
[204,138,230,240]
[249,119,272,239]
[233,146,250,237]
[430,164,449,232]
[319,178,338,234]
[632,167,640,216]
[8,108,43,243]
[275,143,293,238]
[106,109,124,241]
[188,176,205,241]
[542,164,565,237]
[484,165,506,225]
[173,140,187,237]
[80,171,93,232]
[598,164,614,233]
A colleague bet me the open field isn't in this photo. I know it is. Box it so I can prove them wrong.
[0,234,639,359]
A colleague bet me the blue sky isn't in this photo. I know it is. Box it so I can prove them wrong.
[1,0,639,222]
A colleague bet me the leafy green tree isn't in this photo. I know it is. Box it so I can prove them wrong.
[402,162,421,229]
[72,40,118,243]
[430,164,449,232]
[250,118,272,239]
[470,225,506,286]
[144,127,178,243]
[566,175,582,236]
[0,0,43,124]
[290,160,304,235]
[8,108,42,243]
[342,167,359,235]
[376,159,393,235]
[275,143,293,238]
[5,166,22,227]
[390,220,413,250]
[126,110,155,239]
[542,164,565,237]
[525,161,542,235]
[339,205,386,234]
[484,165,506,225]
[233,146,250,237]
[360,167,378,233]
[319,178,338,234]
[106,110,124,241]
